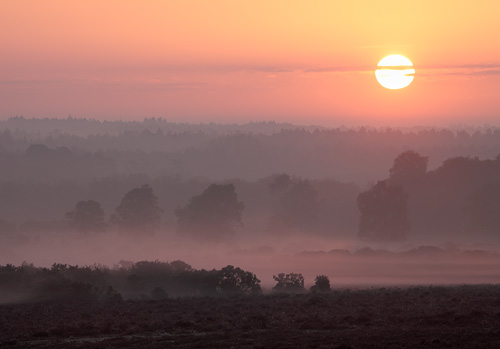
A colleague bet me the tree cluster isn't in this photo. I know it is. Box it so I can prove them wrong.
[175,184,244,241]
[63,183,244,239]
[0,261,262,301]
[357,149,500,241]
[271,273,333,294]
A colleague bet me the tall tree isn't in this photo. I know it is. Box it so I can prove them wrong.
[389,150,428,184]
[175,183,244,241]
[112,184,162,233]
[216,265,262,295]
[266,177,321,234]
[357,180,410,241]
[65,200,105,234]
[268,173,291,194]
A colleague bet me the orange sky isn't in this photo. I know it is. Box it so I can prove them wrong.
[1,0,499,126]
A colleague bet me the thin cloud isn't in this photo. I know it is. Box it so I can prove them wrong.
[422,63,500,70]
[416,64,500,77]
[0,77,206,90]
[469,69,500,76]
[2,64,499,87]
[304,66,372,73]
[301,64,500,77]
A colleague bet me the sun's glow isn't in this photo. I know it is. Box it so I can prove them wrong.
[375,54,415,89]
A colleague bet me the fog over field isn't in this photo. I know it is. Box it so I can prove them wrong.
[2,117,500,295]
[3,233,500,292]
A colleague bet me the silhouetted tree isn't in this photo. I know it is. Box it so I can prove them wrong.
[169,260,193,272]
[310,275,331,293]
[175,183,244,241]
[112,184,162,234]
[357,180,410,241]
[25,144,51,157]
[389,150,428,184]
[434,156,482,185]
[266,178,321,234]
[216,265,262,295]
[272,273,306,294]
[65,200,106,234]
[268,173,291,194]
[151,286,168,300]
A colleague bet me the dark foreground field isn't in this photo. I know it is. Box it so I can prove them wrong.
[2,285,500,348]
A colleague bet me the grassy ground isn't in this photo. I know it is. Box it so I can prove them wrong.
[2,285,500,348]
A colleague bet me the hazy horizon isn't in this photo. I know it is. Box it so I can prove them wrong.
[3,118,500,292]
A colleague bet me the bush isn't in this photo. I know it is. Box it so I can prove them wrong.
[217,265,262,296]
[151,286,169,300]
[0,263,122,302]
[310,275,331,293]
[0,261,262,301]
[272,273,306,294]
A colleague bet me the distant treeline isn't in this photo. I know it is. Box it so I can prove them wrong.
[2,117,500,183]
[357,150,500,241]
[1,116,317,137]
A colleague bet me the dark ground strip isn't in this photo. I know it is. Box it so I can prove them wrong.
[2,285,500,348]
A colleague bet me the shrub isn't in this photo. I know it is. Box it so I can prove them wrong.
[272,273,306,294]
[151,286,169,300]
[310,275,331,293]
[216,265,262,296]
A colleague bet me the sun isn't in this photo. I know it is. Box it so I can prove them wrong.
[375,55,415,89]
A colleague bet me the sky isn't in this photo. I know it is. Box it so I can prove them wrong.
[1,0,499,127]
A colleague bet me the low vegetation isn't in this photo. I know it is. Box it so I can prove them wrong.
[0,261,263,302]
[2,284,500,347]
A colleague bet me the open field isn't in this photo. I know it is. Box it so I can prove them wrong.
[2,285,500,348]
